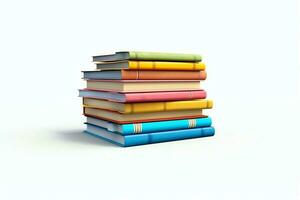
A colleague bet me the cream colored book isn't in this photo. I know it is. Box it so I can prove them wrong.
[83,98,213,113]
[86,80,201,92]
[83,106,204,124]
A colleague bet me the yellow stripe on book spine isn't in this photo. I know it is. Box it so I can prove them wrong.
[188,119,197,128]
[133,124,142,134]
[134,124,136,133]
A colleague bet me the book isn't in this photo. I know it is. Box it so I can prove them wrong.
[83,98,213,113]
[83,70,207,80]
[86,116,212,135]
[86,80,201,92]
[79,89,207,102]
[93,51,202,62]
[85,123,215,147]
[84,107,206,124]
[95,61,205,71]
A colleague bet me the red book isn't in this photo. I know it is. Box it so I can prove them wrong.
[79,89,207,103]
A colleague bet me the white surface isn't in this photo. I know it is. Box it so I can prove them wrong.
[0,0,299,199]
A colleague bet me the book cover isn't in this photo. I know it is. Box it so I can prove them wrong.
[79,89,207,102]
[86,116,212,135]
[95,61,206,71]
[85,123,215,147]
[83,98,213,113]
[93,51,202,62]
[83,70,207,80]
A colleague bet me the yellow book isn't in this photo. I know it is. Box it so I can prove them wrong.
[95,61,206,71]
[83,98,213,113]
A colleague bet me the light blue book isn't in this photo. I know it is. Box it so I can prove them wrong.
[86,116,212,135]
[85,123,215,147]
[83,70,122,80]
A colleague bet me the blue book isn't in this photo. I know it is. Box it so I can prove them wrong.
[83,70,123,80]
[85,123,215,147]
[86,116,212,135]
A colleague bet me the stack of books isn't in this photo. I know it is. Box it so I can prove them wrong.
[79,51,215,147]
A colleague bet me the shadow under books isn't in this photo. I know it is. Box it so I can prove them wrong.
[55,129,114,147]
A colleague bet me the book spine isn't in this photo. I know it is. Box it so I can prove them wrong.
[84,112,206,124]
[121,70,206,80]
[123,99,213,113]
[125,91,207,102]
[121,117,212,135]
[128,61,206,71]
[129,52,202,62]
[123,127,215,147]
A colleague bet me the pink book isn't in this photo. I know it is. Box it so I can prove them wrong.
[79,89,207,103]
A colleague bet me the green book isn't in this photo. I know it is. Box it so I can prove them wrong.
[93,51,202,62]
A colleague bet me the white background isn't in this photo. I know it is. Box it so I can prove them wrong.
[0,0,299,199]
